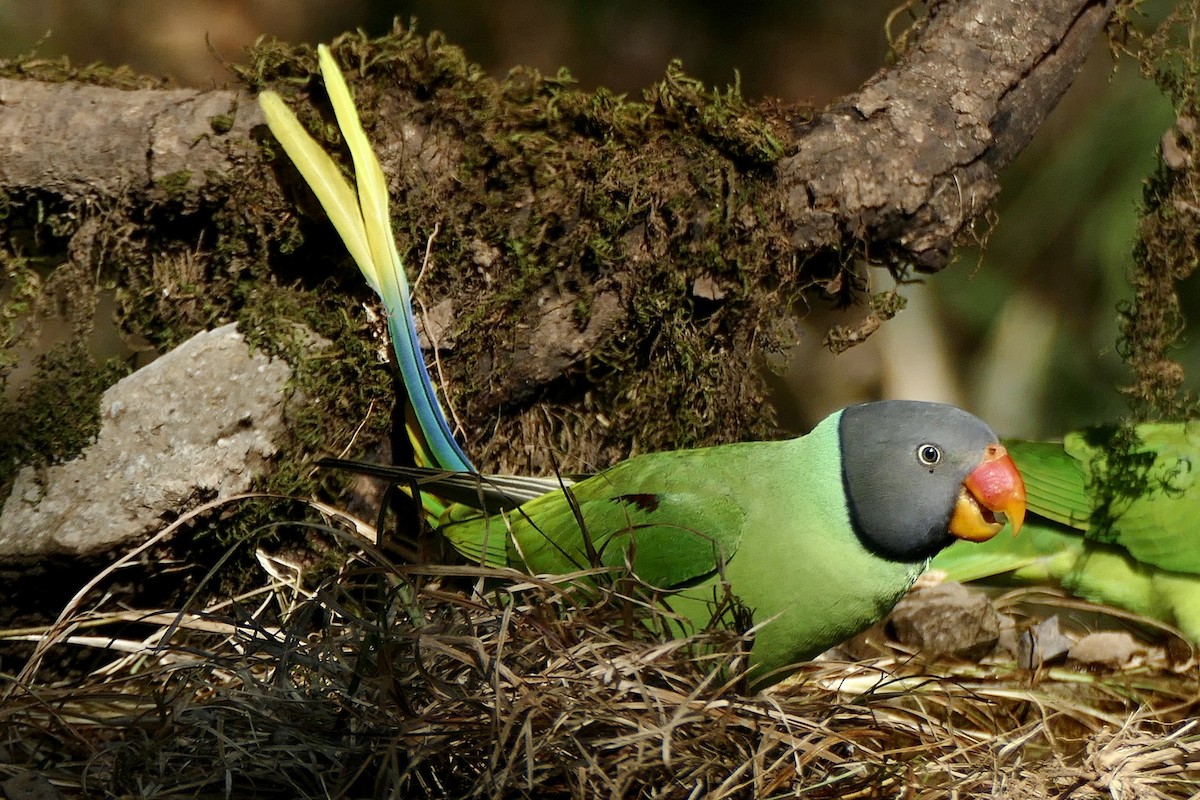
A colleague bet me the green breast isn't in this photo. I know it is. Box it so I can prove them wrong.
[643,414,925,683]
[703,416,924,680]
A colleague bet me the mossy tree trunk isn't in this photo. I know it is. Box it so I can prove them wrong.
[0,0,1115,482]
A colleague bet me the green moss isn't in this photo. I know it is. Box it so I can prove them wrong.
[0,49,169,89]
[239,282,394,466]
[3,19,820,515]
[0,341,130,491]
[155,170,193,196]
[0,257,41,379]
[209,114,235,135]
[647,60,784,168]
[1121,1,1200,419]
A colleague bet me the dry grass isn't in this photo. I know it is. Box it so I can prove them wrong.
[2,514,1200,799]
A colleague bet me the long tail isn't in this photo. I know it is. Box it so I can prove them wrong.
[258,45,473,474]
[317,458,568,514]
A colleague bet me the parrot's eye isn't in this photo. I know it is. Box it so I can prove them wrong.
[916,444,942,467]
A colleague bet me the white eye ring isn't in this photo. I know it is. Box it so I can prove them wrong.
[917,444,942,466]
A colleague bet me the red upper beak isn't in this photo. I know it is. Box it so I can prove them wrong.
[949,443,1026,542]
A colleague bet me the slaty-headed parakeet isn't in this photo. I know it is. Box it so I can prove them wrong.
[323,402,1026,684]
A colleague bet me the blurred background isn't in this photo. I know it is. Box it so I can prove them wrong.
[0,0,1179,438]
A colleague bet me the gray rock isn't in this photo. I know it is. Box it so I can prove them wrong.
[888,581,1000,659]
[2,771,67,800]
[1004,615,1074,669]
[1068,631,1146,668]
[0,324,292,557]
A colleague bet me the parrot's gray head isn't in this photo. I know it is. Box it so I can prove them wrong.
[838,400,1026,562]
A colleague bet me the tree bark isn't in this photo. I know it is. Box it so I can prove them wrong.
[779,0,1114,272]
[0,0,1116,479]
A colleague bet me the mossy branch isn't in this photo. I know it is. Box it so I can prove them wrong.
[0,0,1114,473]
[1119,0,1200,420]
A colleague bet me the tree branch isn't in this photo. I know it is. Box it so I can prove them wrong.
[780,0,1114,272]
[0,0,1116,475]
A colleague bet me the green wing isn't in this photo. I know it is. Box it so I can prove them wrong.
[929,518,1086,584]
[1064,422,1200,574]
[932,518,1200,641]
[1004,438,1091,529]
[442,452,744,588]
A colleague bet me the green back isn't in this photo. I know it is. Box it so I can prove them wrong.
[983,426,1200,575]
[936,517,1200,641]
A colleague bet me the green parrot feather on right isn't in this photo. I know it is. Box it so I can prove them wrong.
[931,422,1200,640]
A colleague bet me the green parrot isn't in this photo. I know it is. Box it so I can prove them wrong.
[323,401,1027,685]
[259,47,1028,686]
[930,423,1200,641]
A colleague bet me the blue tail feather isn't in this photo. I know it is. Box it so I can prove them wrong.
[260,45,476,474]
